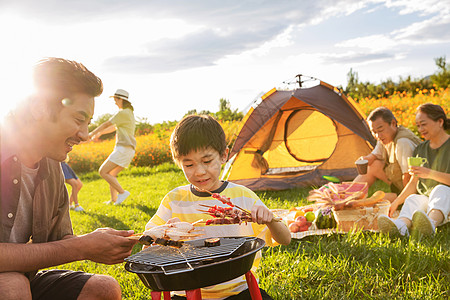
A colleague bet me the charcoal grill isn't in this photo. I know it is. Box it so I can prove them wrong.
[125,236,265,293]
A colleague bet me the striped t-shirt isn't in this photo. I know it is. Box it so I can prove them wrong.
[145,181,274,299]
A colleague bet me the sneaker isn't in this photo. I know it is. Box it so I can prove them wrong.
[411,210,435,236]
[104,200,113,205]
[378,215,400,236]
[74,205,84,212]
[115,190,130,205]
[69,205,75,210]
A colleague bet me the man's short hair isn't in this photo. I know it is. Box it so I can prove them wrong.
[33,57,103,100]
[170,115,227,162]
[30,57,103,119]
[367,107,397,126]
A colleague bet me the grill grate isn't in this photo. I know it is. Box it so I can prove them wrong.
[125,237,252,268]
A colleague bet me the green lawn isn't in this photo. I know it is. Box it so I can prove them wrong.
[61,163,449,299]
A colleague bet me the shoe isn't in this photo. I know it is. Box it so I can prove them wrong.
[115,191,130,205]
[69,205,75,210]
[104,200,113,205]
[411,210,435,236]
[378,215,400,236]
[74,205,84,212]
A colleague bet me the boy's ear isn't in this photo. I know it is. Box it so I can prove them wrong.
[221,148,229,164]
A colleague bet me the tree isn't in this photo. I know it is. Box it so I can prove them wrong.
[214,98,243,121]
[430,56,450,89]
[183,98,243,121]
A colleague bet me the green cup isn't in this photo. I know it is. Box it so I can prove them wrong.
[407,157,428,167]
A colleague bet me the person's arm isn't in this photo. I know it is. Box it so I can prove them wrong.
[89,121,115,140]
[389,176,418,217]
[402,172,412,187]
[409,166,450,185]
[396,138,416,188]
[363,153,377,165]
[251,205,291,245]
[0,228,137,273]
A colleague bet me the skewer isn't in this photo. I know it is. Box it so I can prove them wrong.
[200,190,252,215]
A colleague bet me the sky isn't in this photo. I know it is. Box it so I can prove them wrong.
[1,0,449,124]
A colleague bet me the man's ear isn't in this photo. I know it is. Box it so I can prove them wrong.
[29,95,49,121]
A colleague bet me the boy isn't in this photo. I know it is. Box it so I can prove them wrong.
[145,115,291,300]
[61,159,84,212]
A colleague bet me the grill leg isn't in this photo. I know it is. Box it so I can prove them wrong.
[245,271,262,300]
[186,288,202,300]
[150,291,171,299]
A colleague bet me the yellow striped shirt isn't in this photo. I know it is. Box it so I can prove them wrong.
[145,181,274,299]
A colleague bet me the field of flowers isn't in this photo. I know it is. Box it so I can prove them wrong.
[69,119,241,173]
[356,87,449,136]
[69,89,449,174]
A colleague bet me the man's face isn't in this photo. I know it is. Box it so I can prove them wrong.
[39,93,94,161]
[368,117,397,145]
[178,147,228,192]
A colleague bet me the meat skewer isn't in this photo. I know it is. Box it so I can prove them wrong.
[200,189,252,215]
[198,203,281,225]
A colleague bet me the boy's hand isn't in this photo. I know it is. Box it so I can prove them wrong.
[251,205,274,225]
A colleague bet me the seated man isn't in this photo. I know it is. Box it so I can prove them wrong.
[0,57,137,300]
[354,107,421,201]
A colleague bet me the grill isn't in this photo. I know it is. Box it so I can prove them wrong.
[125,236,265,291]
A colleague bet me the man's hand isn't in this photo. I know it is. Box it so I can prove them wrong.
[360,154,376,165]
[79,228,138,265]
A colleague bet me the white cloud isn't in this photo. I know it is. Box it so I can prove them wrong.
[1,0,449,123]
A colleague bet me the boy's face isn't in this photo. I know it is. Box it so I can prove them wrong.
[179,147,228,192]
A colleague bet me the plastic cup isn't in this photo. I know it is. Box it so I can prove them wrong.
[407,157,427,167]
[355,159,368,175]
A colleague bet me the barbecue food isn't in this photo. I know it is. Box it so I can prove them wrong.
[135,235,184,248]
[199,204,253,225]
[204,238,221,247]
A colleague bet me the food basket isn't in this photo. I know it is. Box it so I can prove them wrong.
[332,200,390,232]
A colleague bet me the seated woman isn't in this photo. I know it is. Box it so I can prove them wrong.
[378,103,450,236]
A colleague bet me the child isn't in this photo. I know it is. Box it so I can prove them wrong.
[145,115,291,300]
[61,160,84,212]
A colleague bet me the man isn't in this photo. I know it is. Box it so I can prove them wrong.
[354,107,422,201]
[0,58,137,299]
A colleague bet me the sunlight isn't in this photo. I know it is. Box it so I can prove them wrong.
[0,13,38,122]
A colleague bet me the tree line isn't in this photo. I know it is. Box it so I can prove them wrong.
[344,56,450,101]
[90,56,449,137]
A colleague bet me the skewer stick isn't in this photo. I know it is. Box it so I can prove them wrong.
[192,219,203,226]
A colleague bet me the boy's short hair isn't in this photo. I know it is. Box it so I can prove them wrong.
[170,115,227,162]
[367,106,397,126]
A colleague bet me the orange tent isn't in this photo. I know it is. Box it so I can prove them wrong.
[223,81,376,191]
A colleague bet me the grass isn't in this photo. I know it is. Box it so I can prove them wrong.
[59,163,449,299]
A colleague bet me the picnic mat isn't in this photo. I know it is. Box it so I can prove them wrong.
[271,208,400,240]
